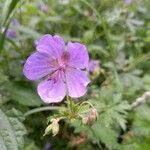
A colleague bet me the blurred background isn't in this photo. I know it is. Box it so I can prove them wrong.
[0,0,150,150]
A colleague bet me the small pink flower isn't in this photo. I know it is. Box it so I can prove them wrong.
[23,34,90,103]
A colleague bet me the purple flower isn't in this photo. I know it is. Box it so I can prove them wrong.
[123,0,132,4]
[6,29,17,39]
[23,34,90,103]
[44,142,52,150]
[88,60,99,73]
[6,19,19,39]
[11,19,20,26]
[38,3,49,12]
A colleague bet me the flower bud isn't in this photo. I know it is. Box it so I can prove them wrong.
[82,108,98,126]
[90,108,98,120]
[43,119,59,136]
[51,119,59,136]
[82,117,89,125]
[44,124,53,136]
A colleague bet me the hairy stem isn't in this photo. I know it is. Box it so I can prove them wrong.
[131,91,150,108]
[65,72,72,112]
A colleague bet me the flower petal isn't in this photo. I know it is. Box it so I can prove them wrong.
[66,68,90,98]
[37,72,66,103]
[67,42,89,69]
[36,34,65,59]
[23,52,56,80]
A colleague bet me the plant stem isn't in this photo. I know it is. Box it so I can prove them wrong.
[66,92,71,111]
[24,106,60,117]
[124,53,150,71]
[65,73,72,111]
[80,101,95,109]
[131,91,150,108]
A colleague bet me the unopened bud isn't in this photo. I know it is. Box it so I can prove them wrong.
[82,117,89,125]
[43,119,59,136]
[51,119,59,136]
[90,108,98,120]
[82,108,98,125]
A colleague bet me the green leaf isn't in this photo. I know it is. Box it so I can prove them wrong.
[1,0,20,26]
[7,82,43,106]
[100,101,131,130]
[91,124,119,149]
[72,120,119,149]
[0,70,8,83]
[18,26,41,39]
[88,44,109,57]
[132,105,150,136]
[91,85,131,130]
[0,0,20,52]
[0,108,26,150]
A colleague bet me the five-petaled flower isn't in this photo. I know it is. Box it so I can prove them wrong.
[23,34,90,103]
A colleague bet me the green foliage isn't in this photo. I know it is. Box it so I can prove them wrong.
[0,0,21,51]
[1,0,20,25]
[99,101,131,130]
[0,0,150,149]
[132,105,150,136]
[7,82,43,106]
[73,120,120,149]
[0,108,26,150]
[89,85,131,130]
